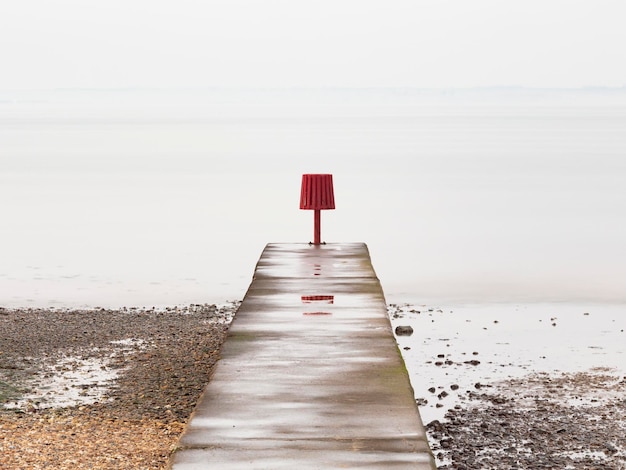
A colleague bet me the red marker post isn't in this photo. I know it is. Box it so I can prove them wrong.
[299,174,335,245]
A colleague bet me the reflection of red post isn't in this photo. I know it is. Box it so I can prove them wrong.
[301,295,334,304]
[301,295,334,315]
[300,174,335,245]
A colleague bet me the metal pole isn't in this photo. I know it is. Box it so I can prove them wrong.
[314,209,321,245]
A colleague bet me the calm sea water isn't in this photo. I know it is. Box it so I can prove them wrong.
[2,89,626,308]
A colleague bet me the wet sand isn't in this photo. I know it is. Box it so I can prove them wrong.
[0,303,238,469]
[2,302,624,469]
[389,303,626,469]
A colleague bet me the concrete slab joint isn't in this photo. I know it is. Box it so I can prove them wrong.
[169,243,436,469]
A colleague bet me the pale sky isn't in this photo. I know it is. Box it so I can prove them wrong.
[1,0,625,90]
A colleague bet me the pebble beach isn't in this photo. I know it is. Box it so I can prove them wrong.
[2,300,624,469]
[389,302,626,469]
[0,303,238,469]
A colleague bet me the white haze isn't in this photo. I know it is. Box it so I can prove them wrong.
[2,88,625,308]
[1,1,626,90]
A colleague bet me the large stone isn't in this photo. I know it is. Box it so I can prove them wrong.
[395,325,414,336]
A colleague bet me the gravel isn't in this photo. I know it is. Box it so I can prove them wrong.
[388,302,626,470]
[426,370,626,469]
[3,302,625,469]
[0,303,239,469]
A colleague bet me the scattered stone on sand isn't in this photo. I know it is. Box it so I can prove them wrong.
[387,301,625,469]
[427,370,626,469]
[0,303,239,469]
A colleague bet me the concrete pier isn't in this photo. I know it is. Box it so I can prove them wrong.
[169,243,436,469]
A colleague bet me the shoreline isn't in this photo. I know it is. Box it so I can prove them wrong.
[0,303,239,469]
[2,301,624,469]
[389,302,626,469]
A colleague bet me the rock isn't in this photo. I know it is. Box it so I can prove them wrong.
[426,419,445,432]
[464,360,481,366]
[440,438,453,448]
[395,325,413,336]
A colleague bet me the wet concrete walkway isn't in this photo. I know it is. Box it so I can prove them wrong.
[169,243,436,469]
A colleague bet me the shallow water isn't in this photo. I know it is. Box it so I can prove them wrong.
[389,302,626,424]
[2,89,626,308]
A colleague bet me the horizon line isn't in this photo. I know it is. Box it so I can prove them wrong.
[2,85,626,93]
